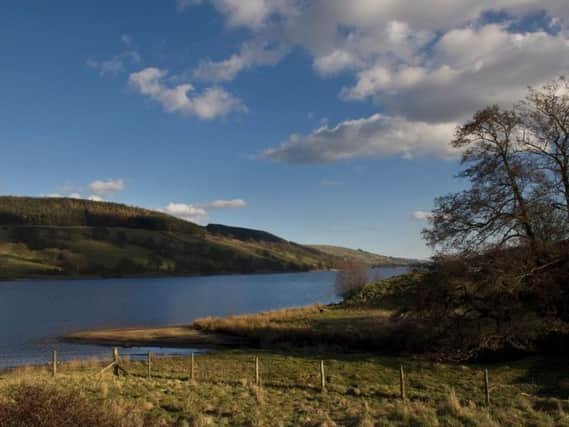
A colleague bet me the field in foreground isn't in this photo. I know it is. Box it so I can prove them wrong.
[1,351,569,426]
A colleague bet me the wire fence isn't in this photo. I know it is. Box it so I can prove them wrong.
[31,348,503,407]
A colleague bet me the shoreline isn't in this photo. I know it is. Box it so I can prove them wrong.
[0,264,415,283]
[0,267,339,283]
[61,325,249,349]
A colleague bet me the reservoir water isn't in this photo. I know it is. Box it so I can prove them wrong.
[0,267,407,368]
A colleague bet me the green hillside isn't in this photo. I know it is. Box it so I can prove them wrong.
[308,244,418,267]
[0,197,337,280]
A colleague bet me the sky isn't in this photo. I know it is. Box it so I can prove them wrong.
[2,1,569,259]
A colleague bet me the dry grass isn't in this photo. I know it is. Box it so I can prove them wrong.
[193,305,325,331]
[192,305,407,352]
[2,351,569,426]
[65,325,245,348]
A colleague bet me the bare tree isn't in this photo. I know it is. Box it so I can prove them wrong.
[521,77,569,229]
[335,261,369,297]
[424,106,543,255]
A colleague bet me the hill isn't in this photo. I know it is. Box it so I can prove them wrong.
[0,197,336,280]
[205,224,285,243]
[308,244,417,267]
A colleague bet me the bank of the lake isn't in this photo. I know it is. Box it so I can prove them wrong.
[0,267,408,369]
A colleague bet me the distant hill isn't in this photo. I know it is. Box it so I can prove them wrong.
[0,196,336,280]
[308,245,418,267]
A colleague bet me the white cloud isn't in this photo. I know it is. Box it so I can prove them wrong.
[89,179,125,197]
[313,49,364,76]
[160,198,247,224]
[88,195,105,202]
[342,24,569,122]
[161,202,209,223]
[202,198,247,209]
[222,2,569,160]
[175,1,569,161]
[413,210,433,221]
[180,0,298,29]
[128,67,247,119]
[193,39,288,82]
[263,113,457,163]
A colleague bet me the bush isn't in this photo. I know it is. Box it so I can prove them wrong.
[0,384,121,427]
[343,272,424,310]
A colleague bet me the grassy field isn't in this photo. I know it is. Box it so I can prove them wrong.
[2,351,569,426]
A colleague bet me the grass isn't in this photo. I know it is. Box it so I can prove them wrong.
[192,305,404,351]
[2,351,569,426]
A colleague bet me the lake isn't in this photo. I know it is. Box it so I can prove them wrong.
[0,267,408,368]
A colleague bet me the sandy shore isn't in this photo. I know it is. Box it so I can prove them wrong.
[62,325,248,348]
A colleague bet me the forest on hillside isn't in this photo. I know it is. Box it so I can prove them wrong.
[0,196,202,234]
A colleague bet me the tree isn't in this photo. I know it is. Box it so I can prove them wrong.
[424,106,544,255]
[335,261,369,297]
[521,77,569,229]
[414,80,569,359]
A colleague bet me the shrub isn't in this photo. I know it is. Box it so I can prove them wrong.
[0,384,122,427]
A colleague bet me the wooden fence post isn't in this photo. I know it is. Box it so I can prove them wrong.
[190,353,195,382]
[484,369,490,407]
[51,350,57,377]
[255,356,260,386]
[147,352,152,378]
[320,360,326,392]
[99,347,128,377]
[113,347,120,376]
[399,365,406,401]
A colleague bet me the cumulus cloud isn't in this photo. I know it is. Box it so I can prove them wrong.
[128,67,247,119]
[184,1,569,160]
[413,210,433,221]
[263,114,457,163]
[89,179,125,197]
[342,24,569,122]
[160,198,247,224]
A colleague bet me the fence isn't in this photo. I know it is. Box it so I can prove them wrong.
[42,349,495,407]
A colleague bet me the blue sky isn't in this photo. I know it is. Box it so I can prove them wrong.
[1,1,568,258]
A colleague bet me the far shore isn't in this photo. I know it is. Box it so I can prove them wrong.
[0,267,344,283]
